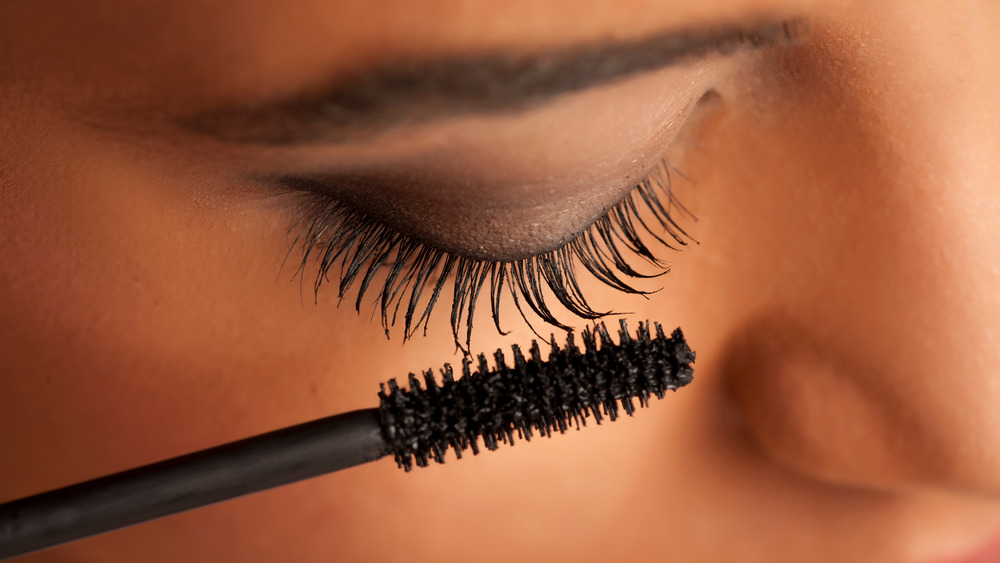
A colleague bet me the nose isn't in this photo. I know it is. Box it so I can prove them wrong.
[703,2,1000,493]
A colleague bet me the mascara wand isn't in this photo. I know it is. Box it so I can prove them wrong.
[0,320,693,560]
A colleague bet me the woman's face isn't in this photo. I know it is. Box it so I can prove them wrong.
[3,0,1000,561]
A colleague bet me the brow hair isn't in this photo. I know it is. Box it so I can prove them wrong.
[178,20,802,145]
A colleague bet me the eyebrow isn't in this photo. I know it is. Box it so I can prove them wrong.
[178,20,801,145]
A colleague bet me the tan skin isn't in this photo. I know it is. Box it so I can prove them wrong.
[3,0,1000,561]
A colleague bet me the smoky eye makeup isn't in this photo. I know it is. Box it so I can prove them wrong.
[279,160,694,350]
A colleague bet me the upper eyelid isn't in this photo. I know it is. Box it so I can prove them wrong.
[281,160,694,350]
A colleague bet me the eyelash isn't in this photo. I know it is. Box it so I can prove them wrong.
[284,160,693,351]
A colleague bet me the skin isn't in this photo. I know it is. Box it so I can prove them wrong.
[2,0,1000,561]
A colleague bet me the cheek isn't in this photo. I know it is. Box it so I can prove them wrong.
[0,118,455,502]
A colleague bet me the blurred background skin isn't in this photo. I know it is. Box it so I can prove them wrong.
[2,0,1000,561]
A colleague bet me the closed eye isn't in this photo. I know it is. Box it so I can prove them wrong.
[279,160,694,351]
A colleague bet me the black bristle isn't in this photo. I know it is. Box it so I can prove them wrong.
[377,320,695,471]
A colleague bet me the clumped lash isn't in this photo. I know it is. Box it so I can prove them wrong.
[284,160,693,350]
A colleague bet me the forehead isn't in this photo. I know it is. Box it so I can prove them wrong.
[0,0,826,108]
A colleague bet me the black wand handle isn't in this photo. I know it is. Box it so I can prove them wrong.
[0,408,389,560]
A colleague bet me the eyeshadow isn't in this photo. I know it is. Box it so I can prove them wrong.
[283,160,690,347]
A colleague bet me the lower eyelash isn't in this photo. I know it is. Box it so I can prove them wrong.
[284,160,694,351]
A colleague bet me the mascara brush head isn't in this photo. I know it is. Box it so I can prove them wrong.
[379,319,695,471]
